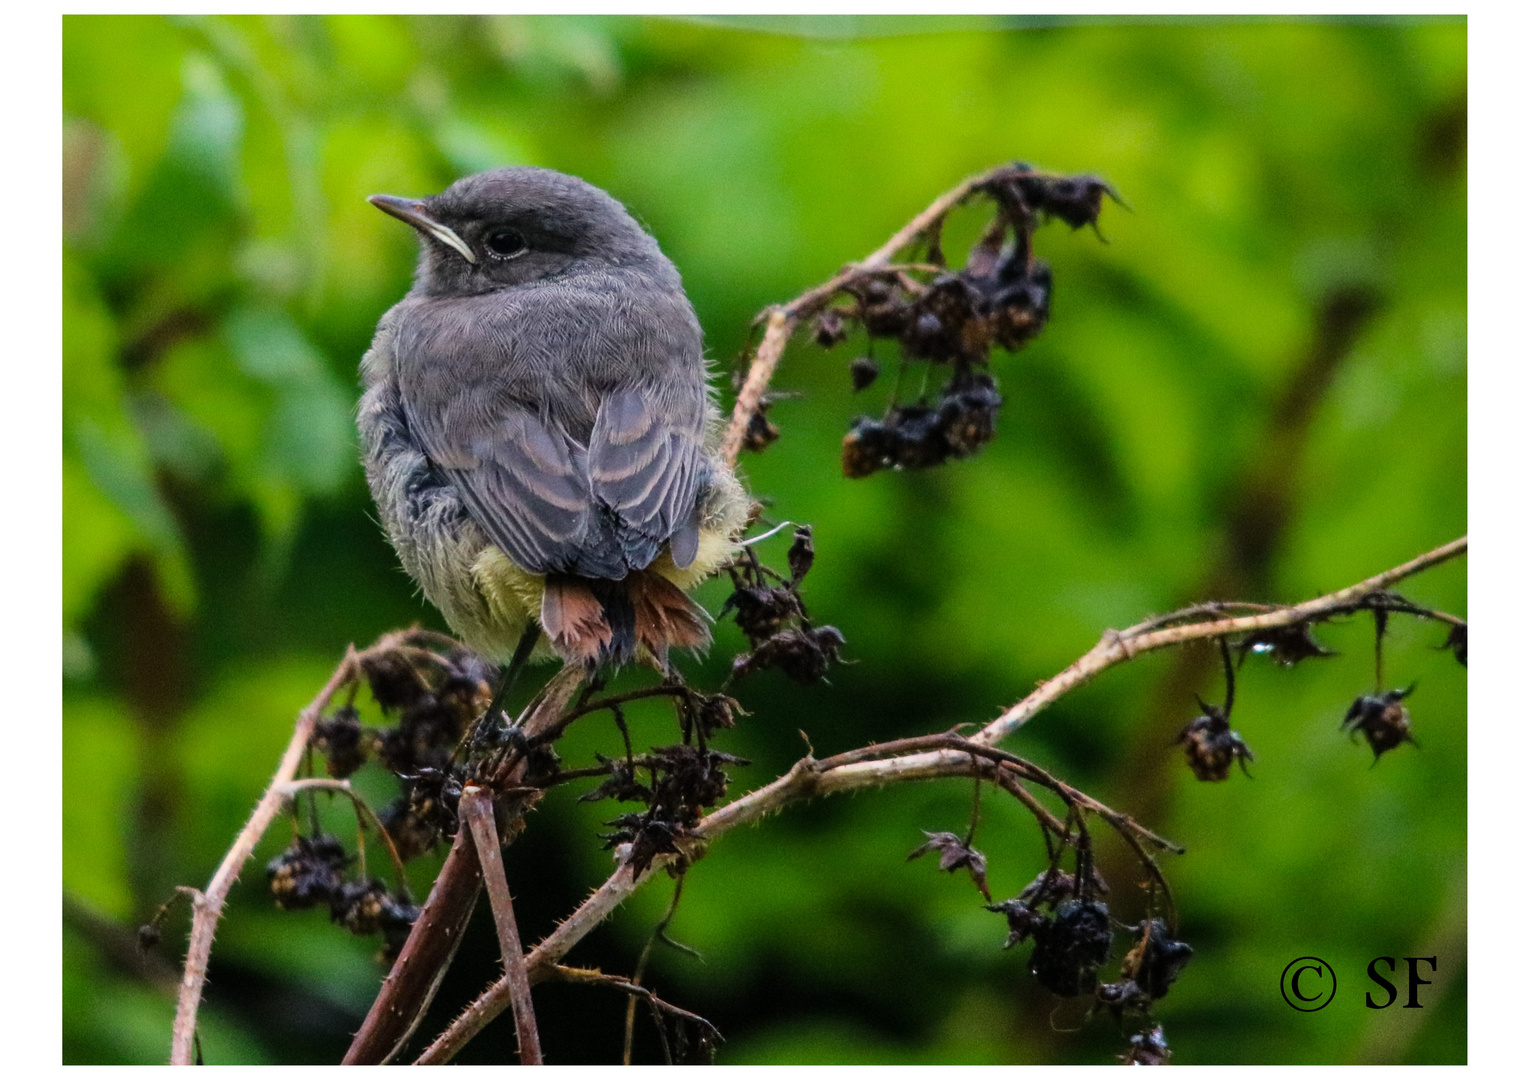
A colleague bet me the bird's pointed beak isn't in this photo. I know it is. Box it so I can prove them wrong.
[368,194,477,265]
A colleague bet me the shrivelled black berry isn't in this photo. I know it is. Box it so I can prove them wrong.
[331,878,393,936]
[1442,623,1466,667]
[743,406,780,452]
[936,370,1002,457]
[1119,919,1193,1000]
[842,413,905,478]
[267,835,349,910]
[360,651,428,711]
[1238,623,1338,667]
[1022,867,1109,907]
[407,767,463,833]
[1012,172,1121,231]
[1176,702,1254,781]
[579,755,653,805]
[1096,977,1154,1015]
[1030,898,1113,997]
[971,255,1051,352]
[989,896,1049,949]
[313,705,368,779]
[1341,686,1419,761]
[378,796,441,862]
[696,693,741,736]
[379,898,421,961]
[813,308,848,348]
[786,526,815,585]
[849,356,880,391]
[859,291,910,338]
[602,813,685,879]
[1119,1025,1172,1065]
[435,649,493,724]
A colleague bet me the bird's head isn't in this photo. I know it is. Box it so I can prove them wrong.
[370,167,665,297]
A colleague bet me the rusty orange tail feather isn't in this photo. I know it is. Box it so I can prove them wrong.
[541,576,613,664]
[629,572,712,662]
[541,572,709,666]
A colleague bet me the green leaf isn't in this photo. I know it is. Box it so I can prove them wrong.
[63,256,195,618]
[62,695,140,919]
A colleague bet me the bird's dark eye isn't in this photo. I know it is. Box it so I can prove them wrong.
[484,228,527,260]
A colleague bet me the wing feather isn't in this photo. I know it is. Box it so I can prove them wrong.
[400,350,705,579]
[589,389,705,569]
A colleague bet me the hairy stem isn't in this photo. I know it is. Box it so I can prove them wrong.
[461,786,542,1065]
[170,648,360,1064]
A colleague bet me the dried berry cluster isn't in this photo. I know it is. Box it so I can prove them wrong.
[826,252,1050,372]
[593,744,749,877]
[260,641,502,963]
[988,868,1117,995]
[365,647,494,778]
[723,526,845,684]
[310,645,494,860]
[899,754,1187,1060]
[842,368,1003,478]
[988,865,1191,1031]
[266,835,420,960]
[797,164,1116,479]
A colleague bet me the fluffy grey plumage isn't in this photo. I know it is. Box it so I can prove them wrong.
[358,167,749,666]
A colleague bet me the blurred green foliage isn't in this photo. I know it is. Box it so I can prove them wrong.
[62,14,1465,1065]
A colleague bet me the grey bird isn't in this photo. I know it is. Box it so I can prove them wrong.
[357,167,750,668]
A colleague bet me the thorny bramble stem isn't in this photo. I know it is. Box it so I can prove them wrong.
[171,635,383,1064]
[460,786,542,1064]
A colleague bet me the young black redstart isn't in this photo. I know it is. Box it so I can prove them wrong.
[358,167,749,668]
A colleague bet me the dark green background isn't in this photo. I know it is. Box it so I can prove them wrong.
[63,14,1466,1065]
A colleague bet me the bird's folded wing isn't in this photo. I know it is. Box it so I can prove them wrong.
[587,388,705,571]
[403,397,621,578]
[403,387,704,580]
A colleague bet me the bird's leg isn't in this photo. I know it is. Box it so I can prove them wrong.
[491,623,543,730]
[457,624,542,760]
